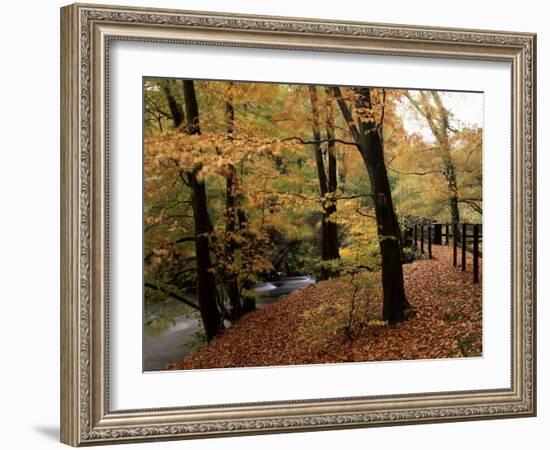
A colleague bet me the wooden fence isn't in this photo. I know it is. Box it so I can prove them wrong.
[404,223,482,284]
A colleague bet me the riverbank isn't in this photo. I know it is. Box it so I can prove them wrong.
[167,245,482,370]
[143,276,316,370]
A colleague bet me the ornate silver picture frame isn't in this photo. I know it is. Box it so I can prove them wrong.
[60,3,536,446]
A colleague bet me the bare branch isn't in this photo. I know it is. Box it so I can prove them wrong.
[404,91,442,141]
[174,236,197,244]
[388,167,442,176]
[330,87,362,144]
[458,198,483,215]
[355,208,377,220]
[338,193,374,200]
[144,282,199,310]
[281,136,358,147]
[465,142,482,163]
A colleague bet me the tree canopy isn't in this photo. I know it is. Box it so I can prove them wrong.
[143,78,482,346]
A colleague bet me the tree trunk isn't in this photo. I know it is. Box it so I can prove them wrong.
[333,87,410,323]
[236,203,256,315]
[406,91,461,236]
[221,91,257,319]
[360,124,410,323]
[222,92,253,320]
[324,88,341,265]
[224,164,242,321]
[309,86,340,280]
[394,210,408,262]
[444,159,461,240]
[161,79,184,129]
[182,80,223,342]
[188,170,223,341]
[182,80,201,135]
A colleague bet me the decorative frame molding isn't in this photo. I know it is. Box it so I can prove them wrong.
[60,3,536,446]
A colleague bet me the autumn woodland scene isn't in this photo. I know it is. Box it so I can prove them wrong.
[143,78,483,371]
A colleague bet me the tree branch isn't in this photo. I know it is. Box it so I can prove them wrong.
[174,236,196,244]
[330,87,362,144]
[465,142,482,163]
[144,282,200,310]
[404,91,442,141]
[458,198,483,214]
[338,193,374,200]
[388,167,442,176]
[355,208,377,220]
[281,136,358,147]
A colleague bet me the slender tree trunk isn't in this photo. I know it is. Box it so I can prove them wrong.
[236,202,256,315]
[157,117,163,133]
[405,91,461,237]
[333,87,410,323]
[224,165,242,321]
[223,95,245,320]
[182,80,201,135]
[324,88,341,265]
[444,158,461,240]
[161,79,184,129]
[181,80,223,342]
[188,169,223,341]
[309,86,340,280]
[394,210,408,262]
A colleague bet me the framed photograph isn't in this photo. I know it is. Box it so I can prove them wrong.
[60,3,536,446]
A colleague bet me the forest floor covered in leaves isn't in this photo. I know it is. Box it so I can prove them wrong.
[167,245,482,370]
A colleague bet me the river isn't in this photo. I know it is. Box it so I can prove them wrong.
[143,275,316,371]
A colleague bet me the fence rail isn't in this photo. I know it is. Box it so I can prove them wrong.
[404,223,482,284]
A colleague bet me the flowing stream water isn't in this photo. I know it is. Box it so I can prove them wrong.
[143,276,316,371]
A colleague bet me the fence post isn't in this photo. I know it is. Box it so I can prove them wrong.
[445,224,450,245]
[473,224,479,283]
[428,226,432,258]
[433,224,442,245]
[453,223,457,266]
[420,226,424,255]
[461,223,467,271]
